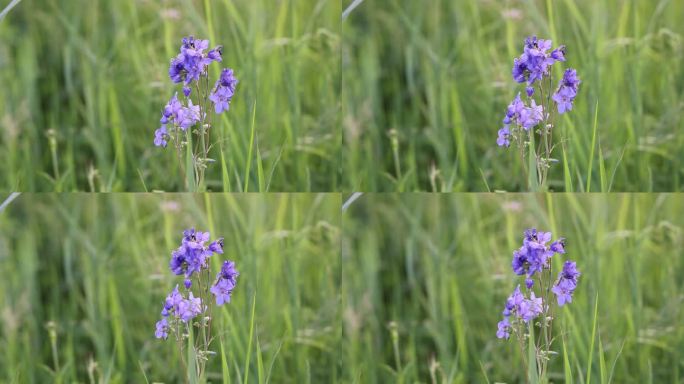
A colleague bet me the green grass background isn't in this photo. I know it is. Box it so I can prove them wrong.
[0,193,341,383]
[342,0,684,192]
[342,193,684,383]
[0,0,341,192]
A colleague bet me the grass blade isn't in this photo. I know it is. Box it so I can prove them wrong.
[243,99,257,192]
[586,292,599,384]
[586,99,599,192]
[243,291,257,384]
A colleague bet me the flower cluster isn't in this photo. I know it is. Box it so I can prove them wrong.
[210,260,239,305]
[154,94,201,147]
[496,94,544,147]
[209,69,238,113]
[155,285,205,339]
[169,228,223,281]
[551,260,581,306]
[169,36,223,95]
[497,37,575,149]
[154,228,238,342]
[512,36,565,86]
[496,228,580,342]
[552,69,581,114]
[496,285,544,339]
[511,228,566,287]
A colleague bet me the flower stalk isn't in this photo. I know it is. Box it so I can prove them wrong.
[496,228,581,382]
[497,36,580,191]
[154,229,239,382]
[154,37,238,191]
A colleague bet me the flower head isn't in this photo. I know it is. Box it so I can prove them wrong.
[511,36,564,85]
[163,285,183,315]
[168,36,217,85]
[209,68,238,114]
[503,285,524,316]
[519,99,544,130]
[210,278,235,305]
[552,69,580,114]
[551,278,576,306]
[211,260,239,306]
[497,126,511,147]
[511,229,563,278]
[155,318,169,339]
[519,292,543,322]
[177,292,203,322]
[496,317,511,339]
[154,126,168,147]
[220,260,239,284]
[560,260,580,283]
[169,229,224,277]
[209,238,224,254]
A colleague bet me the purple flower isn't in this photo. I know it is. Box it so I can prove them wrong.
[169,248,187,275]
[561,68,581,89]
[512,57,527,83]
[560,260,580,283]
[220,260,239,285]
[155,318,169,339]
[163,285,183,314]
[550,238,566,254]
[210,278,235,305]
[160,93,182,125]
[525,278,534,289]
[209,68,238,114]
[552,278,576,306]
[154,126,168,147]
[183,228,210,249]
[177,100,201,131]
[511,247,528,275]
[552,86,577,114]
[506,93,525,121]
[511,229,561,278]
[512,36,562,85]
[206,46,223,63]
[169,229,224,277]
[552,69,580,114]
[209,238,224,254]
[210,260,239,306]
[169,55,185,84]
[551,46,566,62]
[526,86,535,97]
[519,292,543,322]
[496,317,511,339]
[497,126,511,147]
[177,292,203,322]
[519,99,544,130]
[503,285,524,316]
[155,92,202,146]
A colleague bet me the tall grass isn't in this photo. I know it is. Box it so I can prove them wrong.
[342,0,684,192]
[0,0,341,192]
[0,193,341,382]
[342,193,684,382]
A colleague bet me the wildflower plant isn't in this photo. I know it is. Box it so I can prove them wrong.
[154,36,238,191]
[155,228,239,381]
[496,229,580,382]
[497,36,581,190]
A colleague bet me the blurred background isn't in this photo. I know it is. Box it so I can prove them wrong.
[342,0,684,192]
[342,193,684,382]
[0,193,341,382]
[0,0,341,192]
